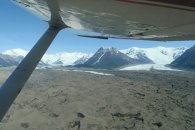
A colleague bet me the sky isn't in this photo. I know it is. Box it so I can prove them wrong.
[0,0,194,54]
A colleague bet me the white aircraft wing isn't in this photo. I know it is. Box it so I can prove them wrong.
[13,0,195,41]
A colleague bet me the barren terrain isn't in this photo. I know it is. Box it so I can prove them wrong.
[0,68,194,130]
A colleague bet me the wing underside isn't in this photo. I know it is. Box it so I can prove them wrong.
[13,0,195,41]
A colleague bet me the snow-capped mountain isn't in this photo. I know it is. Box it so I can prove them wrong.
[1,49,92,66]
[120,46,187,64]
[41,52,92,66]
[79,47,152,69]
[2,48,28,57]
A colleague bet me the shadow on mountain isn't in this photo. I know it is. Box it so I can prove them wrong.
[170,45,195,70]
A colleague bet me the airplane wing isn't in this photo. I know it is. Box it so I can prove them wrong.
[13,0,195,41]
[1,0,195,121]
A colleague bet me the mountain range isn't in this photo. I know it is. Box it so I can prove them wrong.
[77,47,153,69]
[1,48,92,67]
[120,46,187,64]
[0,47,188,68]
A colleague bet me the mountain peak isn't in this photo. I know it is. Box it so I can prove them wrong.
[81,46,153,69]
[98,47,119,54]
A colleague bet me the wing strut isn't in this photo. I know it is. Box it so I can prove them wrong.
[0,25,64,121]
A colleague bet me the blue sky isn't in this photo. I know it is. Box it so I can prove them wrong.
[0,0,194,54]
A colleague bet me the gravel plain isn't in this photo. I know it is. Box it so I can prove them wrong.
[0,68,194,130]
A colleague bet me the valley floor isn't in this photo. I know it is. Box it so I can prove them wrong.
[0,68,194,130]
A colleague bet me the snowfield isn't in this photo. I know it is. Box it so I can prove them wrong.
[120,47,187,71]
[55,69,113,76]
[72,70,113,76]
[120,46,187,64]
[121,64,180,71]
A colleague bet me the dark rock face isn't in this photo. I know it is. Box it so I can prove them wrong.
[135,53,154,64]
[53,60,64,65]
[0,54,46,67]
[74,56,90,65]
[0,54,19,67]
[79,47,152,69]
[171,45,195,69]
